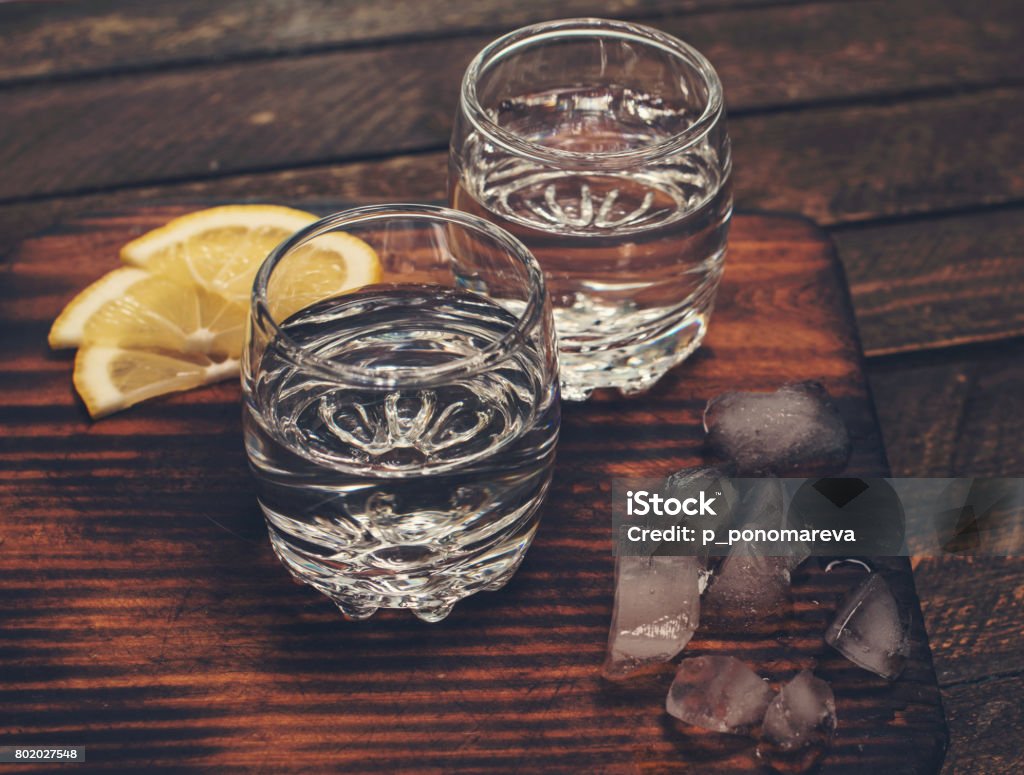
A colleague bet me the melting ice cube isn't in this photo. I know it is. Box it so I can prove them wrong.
[665,655,775,733]
[761,670,837,750]
[825,573,910,679]
[602,555,701,679]
[703,381,851,475]
[704,554,794,621]
[732,478,809,566]
[666,466,739,561]
[704,480,802,620]
[734,477,785,527]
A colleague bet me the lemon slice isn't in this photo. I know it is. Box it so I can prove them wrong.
[58,204,381,418]
[121,204,380,307]
[48,267,150,349]
[81,274,247,359]
[70,275,245,418]
[74,346,238,419]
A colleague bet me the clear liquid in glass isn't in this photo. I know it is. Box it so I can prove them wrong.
[243,285,559,621]
[451,86,732,399]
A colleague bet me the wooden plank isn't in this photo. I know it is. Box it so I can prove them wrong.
[866,341,1024,715]
[2,151,1022,364]
[3,0,1018,91]
[0,207,948,772]
[0,0,805,83]
[835,207,1024,356]
[941,674,1024,775]
[731,89,1024,225]
[914,557,1024,685]
[0,153,449,253]
[2,86,1022,221]
[868,340,1024,478]
[2,1,1023,201]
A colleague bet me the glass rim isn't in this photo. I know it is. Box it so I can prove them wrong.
[460,17,725,170]
[251,204,547,390]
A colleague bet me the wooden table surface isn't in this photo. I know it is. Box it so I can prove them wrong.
[3,207,950,773]
[0,1,1021,772]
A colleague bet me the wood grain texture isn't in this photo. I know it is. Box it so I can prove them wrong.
[940,674,1024,775]
[730,89,1024,226]
[868,340,1024,478]
[4,149,1024,366]
[2,1,1023,201]
[0,0,804,83]
[2,86,1021,219]
[0,153,449,251]
[835,208,1024,356]
[0,207,946,772]
[912,557,1024,686]
[4,169,1024,372]
[3,0,1018,91]
[866,338,1024,760]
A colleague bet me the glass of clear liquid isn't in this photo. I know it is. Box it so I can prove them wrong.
[242,205,560,622]
[450,18,732,400]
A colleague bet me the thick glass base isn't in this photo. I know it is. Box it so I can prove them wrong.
[264,511,537,622]
[558,308,711,401]
[329,567,521,623]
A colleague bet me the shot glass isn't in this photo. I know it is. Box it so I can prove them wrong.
[241,205,560,622]
[450,18,732,400]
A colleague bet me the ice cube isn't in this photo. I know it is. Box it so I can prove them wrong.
[704,554,794,621]
[761,670,837,750]
[825,573,910,679]
[703,381,851,475]
[703,479,801,620]
[666,655,775,733]
[602,555,701,680]
[666,465,739,561]
[732,478,808,566]
[734,477,785,527]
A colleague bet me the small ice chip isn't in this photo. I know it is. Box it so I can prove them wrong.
[703,381,851,475]
[666,655,775,733]
[602,555,701,679]
[665,465,736,498]
[762,670,837,751]
[825,573,910,679]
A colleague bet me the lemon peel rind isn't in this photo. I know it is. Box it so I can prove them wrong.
[120,205,319,266]
[48,267,151,349]
[73,346,239,419]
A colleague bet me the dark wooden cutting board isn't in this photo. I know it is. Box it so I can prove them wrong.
[0,205,946,773]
